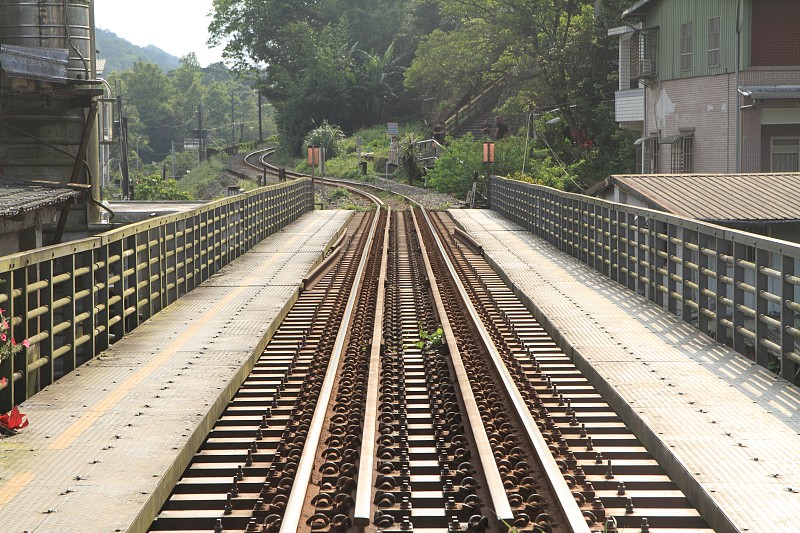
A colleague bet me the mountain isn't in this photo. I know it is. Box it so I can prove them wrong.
[96,28,181,74]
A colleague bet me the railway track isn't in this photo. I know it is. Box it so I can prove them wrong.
[148,151,712,532]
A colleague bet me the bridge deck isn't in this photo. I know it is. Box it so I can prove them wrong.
[451,208,800,533]
[0,210,351,533]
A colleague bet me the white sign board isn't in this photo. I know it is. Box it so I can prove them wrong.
[387,122,399,135]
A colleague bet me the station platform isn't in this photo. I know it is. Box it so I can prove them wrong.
[0,210,351,533]
[450,209,800,533]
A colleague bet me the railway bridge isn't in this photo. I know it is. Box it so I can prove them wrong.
[1,174,799,533]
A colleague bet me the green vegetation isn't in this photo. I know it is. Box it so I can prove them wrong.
[96,29,180,74]
[107,0,641,200]
[134,173,190,201]
[176,158,231,199]
[209,0,637,189]
[304,122,345,160]
[103,53,277,201]
[415,326,444,350]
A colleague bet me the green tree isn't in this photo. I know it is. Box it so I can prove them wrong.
[210,0,429,153]
[397,133,425,186]
[120,61,175,161]
[134,173,191,200]
[304,121,345,160]
[426,135,483,198]
[407,0,635,186]
[351,42,405,126]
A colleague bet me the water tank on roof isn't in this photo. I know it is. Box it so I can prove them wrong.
[0,0,93,80]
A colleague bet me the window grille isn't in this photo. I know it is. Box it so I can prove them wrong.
[671,136,693,173]
[631,29,658,78]
[648,138,660,173]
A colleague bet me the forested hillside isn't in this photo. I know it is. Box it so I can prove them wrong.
[102,53,278,201]
[96,28,181,74]
[210,0,638,187]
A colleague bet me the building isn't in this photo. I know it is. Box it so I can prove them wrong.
[0,1,105,253]
[586,172,800,243]
[611,0,800,174]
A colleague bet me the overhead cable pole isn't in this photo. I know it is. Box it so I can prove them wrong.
[230,92,236,149]
[198,99,205,162]
[258,92,263,143]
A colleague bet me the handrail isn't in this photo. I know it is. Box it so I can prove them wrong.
[490,176,800,382]
[442,83,502,137]
[0,179,314,411]
[415,138,444,167]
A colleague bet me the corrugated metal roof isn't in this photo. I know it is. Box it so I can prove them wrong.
[0,180,85,218]
[588,173,800,223]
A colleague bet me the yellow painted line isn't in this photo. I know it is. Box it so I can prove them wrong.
[49,229,308,451]
[0,471,34,509]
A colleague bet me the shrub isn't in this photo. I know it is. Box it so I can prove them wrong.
[304,121,345,160]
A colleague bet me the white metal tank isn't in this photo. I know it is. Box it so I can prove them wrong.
[0,0,93,80]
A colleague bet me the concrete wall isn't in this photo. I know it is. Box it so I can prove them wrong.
[644,73,738,173]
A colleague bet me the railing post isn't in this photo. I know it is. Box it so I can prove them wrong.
[755,247,770,368]
[667,224,679,316]
[715,237,732,346]
[781,254,797,381]
[698,232,712,336]
[732,241,748,355]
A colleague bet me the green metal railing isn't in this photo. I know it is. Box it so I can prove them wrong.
[0,179,313,411]
[491,176,800,383]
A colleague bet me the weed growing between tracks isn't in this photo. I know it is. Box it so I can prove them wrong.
[414,324,444,349]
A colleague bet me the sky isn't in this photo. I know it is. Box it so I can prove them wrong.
[94,0,225,67]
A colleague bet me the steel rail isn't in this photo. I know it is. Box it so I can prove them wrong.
[278,208,385,532]
[419,207,593,533]
[352,207,392,526]
[410,208,516,526]
[243,146,389,208]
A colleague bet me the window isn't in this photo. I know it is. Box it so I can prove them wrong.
[648,138,660,173]
[771,137,800,172]
[681,22,693,71]
[708,17,721,67]
[671,136,693,173]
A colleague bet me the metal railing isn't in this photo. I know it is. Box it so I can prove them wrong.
[415,138,443,168]
[490,176,800,383]
[0,179,313,411]
[443,83,501,137]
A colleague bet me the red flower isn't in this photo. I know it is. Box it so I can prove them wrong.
[22,339,30,348]
[0,377,6,388]
[0,406,28,431]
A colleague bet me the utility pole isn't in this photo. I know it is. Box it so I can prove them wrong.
[197,100,205,162]
[116,84,131,200]
[230,92,236,150]
[171,140,176,179]
[258,92,263,143]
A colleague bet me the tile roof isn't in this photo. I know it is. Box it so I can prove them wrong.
[586,173,800,223]
[0,180,86,218]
